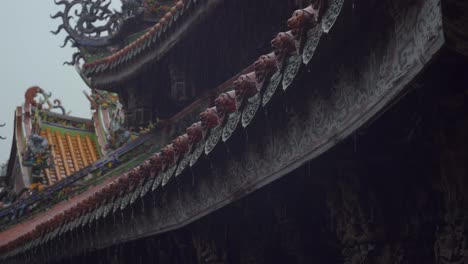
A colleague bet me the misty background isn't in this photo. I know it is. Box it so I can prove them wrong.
[0,1,121,166]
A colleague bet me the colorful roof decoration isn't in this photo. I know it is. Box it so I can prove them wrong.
[81,0,198,79]
[144,0,179,16]
[0,0,346,258]
[52,0,185,66]
[20,87,101,187]
[0,86,158,233]
[85,89,141,155]
[51,0,137,49]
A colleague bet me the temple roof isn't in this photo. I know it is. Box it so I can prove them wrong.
[0,0,447,260]
[79,0,222,88]
[22,88,101,185]
[0,0,346,255]
[38,120,100,184]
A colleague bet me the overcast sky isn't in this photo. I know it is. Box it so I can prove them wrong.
[0,1,121,164]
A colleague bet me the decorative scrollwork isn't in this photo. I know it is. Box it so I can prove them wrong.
[152,173,163,191]
[262,72,282,106]
[119,192,132,210]
[222,111,241,142]
[322,0,345,33]
[69,219,78,231]
[241,93,262,128]
[80,212,91,227]
[130,185,142,204]
[51,227,60,240]
[190,140,205,167]
[88,209,98,225]
[102,202,113,218]
[176,152,191,177]
[76,215,85,228]
[94,205,105,221]
[112,196,123,213]
[161,165,177,187]
[140,178,152,198]
[83,212,94,225]
[51,0,128,49]
[282,54,302,90]
[25,86,69,115]
[63,52,84,66]
[303,25,323,64]
[204,125,223,155]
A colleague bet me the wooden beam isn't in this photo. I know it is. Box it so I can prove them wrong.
[45,129,61,181]
[55,131,71,177]
[76,134,89,167]
[66,133,80,172]
[85,136,98,163]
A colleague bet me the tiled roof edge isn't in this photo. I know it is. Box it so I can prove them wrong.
[81,0,193,78]
[0,0,344,258]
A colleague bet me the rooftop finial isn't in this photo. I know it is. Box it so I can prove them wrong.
[51,0,126,48]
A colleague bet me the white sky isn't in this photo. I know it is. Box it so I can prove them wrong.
[0,1,121,164]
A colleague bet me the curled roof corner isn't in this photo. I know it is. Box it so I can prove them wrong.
[0,0,347,258]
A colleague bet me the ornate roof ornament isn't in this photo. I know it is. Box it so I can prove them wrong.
[24,86,68,115]
[51,0,144,65]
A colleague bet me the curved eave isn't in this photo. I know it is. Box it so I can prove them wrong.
[0,0,445,259]
[84,0,223,89]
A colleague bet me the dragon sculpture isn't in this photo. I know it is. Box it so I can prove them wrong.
[51,0,144,65]
[23,134,54,180]
[23,87,67,180]
[25,86,68,116]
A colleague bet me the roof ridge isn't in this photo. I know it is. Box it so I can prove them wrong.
[82,0,187,76]
[0,0,345,258]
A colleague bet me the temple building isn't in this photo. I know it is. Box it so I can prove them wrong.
[0,0,468,263]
